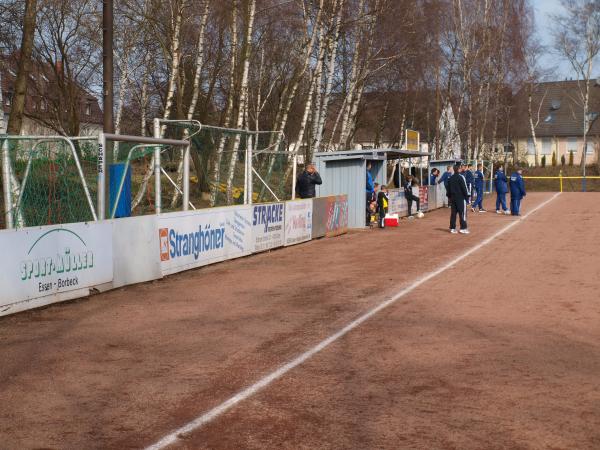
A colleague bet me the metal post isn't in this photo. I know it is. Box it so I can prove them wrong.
[292,154,297,200]
[183,143,190,211]
[103,0,114,137]
[1,138,14,229]
[153,118,161,214]
[98,133,106,220]
[247,134,253,205]
[583,143,587,192]
[63,138,97,221]
[559,170,563,193]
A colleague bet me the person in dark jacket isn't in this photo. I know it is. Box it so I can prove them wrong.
[377,185,389,228]
[509,167,527,216]
[464,163,474,203]
[429,168,440,186]
[438,165,454,207]
[494,166,510,215]
[471,164,486,212]
[403,175,421,218]
[366,183,379,226]
[366,162,375,193]
[448,164,470,234]
[296,163,322,199]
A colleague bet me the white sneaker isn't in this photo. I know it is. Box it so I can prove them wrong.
[408,215,414,220]
[504,210,510,215]
[496,210,502,214]
[459,229,470,234]
[450,229,458,234]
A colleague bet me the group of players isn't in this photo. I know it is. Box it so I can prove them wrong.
[435,162,527,234]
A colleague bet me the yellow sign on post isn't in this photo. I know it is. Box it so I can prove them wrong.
[405,129,420,152]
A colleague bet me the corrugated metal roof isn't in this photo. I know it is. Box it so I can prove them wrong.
[314,148,431,160]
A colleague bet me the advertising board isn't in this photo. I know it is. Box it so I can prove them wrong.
[284,199,313,246]
[252,202,285,252]
[0,222,113,314]
[325,195,348,237]
[418,186,429,211]
[312,197,329,239]
[388,189,408,216]
[405,129,420,151]
[112,215,161,288]
[158,206,253,276]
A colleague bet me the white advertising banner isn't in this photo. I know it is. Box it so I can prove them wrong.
[158,206,253,276]
[112,215,161,288]
[0,222,113,312]
[284,199,313,246]
[252,203,285,252]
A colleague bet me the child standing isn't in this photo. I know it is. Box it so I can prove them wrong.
[377,185,389,228]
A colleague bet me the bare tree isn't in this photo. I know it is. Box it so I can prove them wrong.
[553,0,600,171]
[6,0,37,135]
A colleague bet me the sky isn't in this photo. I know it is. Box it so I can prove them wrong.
[531,0,577,80]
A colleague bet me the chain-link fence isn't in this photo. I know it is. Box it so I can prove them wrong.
[1,125,297,230]
[0,137,98,229]
[159,121,295,209]
[111,141,169,218]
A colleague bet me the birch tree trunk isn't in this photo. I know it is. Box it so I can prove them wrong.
[527,86,548,167]
[257,0,324,200]
[225,0,256,205]
[132,1,184,211]
[140,52,151,137]
[170,0,210,208]
[337,0,366,148]
[113,49,131,161]
[210,5,239,206]
[313,0,344,153]
[305,19,328,161]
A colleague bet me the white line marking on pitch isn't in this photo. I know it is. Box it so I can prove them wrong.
[145,193,560,450]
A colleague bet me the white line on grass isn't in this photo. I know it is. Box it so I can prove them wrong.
[145,193,561,450]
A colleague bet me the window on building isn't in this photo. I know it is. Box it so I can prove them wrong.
[586,142,595,154]
[567,137,578,154]
[4,92,12,106]
[527,138,536,155]
[85,103,91,116]
[40,99,46,111]
[544,113,555,123]
[542,137,552,155]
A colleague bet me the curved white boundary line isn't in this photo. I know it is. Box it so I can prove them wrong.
[145,193,560,450]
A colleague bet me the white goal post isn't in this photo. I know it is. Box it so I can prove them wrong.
[97,128,189,219]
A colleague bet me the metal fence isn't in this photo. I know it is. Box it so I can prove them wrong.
[1,122,298,230]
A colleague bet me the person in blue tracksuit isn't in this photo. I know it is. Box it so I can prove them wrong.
[494,166,510,215]
[471,164,486,212]
[509,167,527,216]
[464,164,474,204]
[429,168,440,186]
[366,161,375,195]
